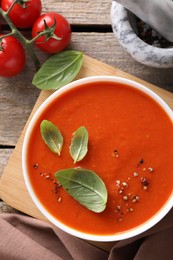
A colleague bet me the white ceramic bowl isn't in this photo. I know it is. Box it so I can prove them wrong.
[111,1,173,68]
[22,76,173,241]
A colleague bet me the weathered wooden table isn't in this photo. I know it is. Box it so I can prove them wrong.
[1,0,173,251]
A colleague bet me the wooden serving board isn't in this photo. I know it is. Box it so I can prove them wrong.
[1,55,173,251]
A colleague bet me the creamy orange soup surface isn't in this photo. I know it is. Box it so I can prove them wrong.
[27,81,173,235]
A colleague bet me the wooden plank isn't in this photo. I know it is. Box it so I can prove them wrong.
[0,0,111,25]
[0,55,173,251]
[1,32,173,145]
[0,200,19,214]
[0,149,13,178]
[0,149,18,215]
[0,149,13,201]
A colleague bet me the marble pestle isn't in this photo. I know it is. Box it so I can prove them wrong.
[113,0,173,42]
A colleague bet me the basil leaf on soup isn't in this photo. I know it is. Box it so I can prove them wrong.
[55,168,108,213]
[70,126,88,163]
[40,120,63,155]
[32,50,83,90]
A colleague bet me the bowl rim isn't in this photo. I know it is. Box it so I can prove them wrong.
[22,75,173,241]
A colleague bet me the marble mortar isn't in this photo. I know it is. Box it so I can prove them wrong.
[111,1,173,68]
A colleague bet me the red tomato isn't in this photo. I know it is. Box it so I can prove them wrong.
[1,0,42,28]
[32,12,71,54]
[0,35,25,77]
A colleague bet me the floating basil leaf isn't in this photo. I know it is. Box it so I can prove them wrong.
[32,50,83,90]
[55,168,108,213]
[40,120,63,155]
[70,126,88,163]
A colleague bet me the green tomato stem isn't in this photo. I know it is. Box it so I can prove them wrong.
[7,0,29,15]
[0,31,15,39]
[6,0,18,15]
[25,40,40,70]
[0,6,40,70]
[29,31,46,44]
[30,19,61,44]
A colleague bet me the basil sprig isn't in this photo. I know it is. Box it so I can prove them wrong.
[55,168,108,213]
[32,50,83,90]
[40,120,63,155]
[70,126,88,163]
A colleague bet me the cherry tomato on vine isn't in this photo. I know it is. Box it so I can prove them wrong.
[0,35,25,77]
[1,0,42,28]
[32,12,71,54]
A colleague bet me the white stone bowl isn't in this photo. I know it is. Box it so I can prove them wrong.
[111,1,173,68]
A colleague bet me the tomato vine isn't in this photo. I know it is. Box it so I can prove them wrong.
[0,0,70,70]
[0,0,45,70]
[0,0,83,89]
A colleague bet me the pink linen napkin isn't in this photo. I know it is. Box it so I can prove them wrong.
[0,208,173,260]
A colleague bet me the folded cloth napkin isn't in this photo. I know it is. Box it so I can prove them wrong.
[0,209,173,260]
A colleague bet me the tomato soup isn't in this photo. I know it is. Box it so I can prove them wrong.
[26,81,173,236]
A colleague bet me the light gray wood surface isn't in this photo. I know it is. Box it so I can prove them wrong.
[1,0,173,213]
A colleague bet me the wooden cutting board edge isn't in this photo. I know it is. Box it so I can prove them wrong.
[0,54,173,230]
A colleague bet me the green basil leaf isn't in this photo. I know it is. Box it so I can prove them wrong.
[40,120,63,155]
[55,168,108,213]
[32,50,83,90]
[70,126,88,163]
